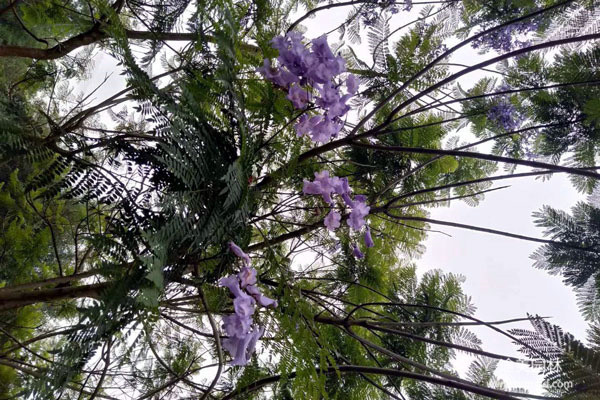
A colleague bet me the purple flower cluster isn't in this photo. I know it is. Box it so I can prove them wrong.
[258,33,359,144]
[487,97,523,132]
[361,0,413,26]
[258,34,378,261]
[303,171,374,255]
[218,242,278,366]
[472,19,540,53]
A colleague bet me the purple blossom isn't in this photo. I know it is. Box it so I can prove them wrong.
[324,210,341,231]
[238,267,257,288]
[295,114,322,138]
[228,241,251,266]
[328,94,352,118]
[347,199,370,230]
[352,244,365,259]
[307,36,345,83]
[316,83,341,109]
[219,265,277,366]
[316,83,351,118]
[218,275,243,298]
[223,314,252,339]
[364,226,374,248]
[223,324,264,366]
[346,74,358,95]
[245,325,264,359]
[311,36,335,63]
[313,170,336,203]
[303,179,326,198]
[472,19,540,53]
[332,177,351,196]
[287,84,310,109]
[303,171,338,204]
[311,116,343,143]
[341,192,354,207]
[222,334,252,366]
[233,292,255,317]
[246,285,278,308]
[257,59,298,88]
[273,34,313,77]
[260,32,355,144]
[487,100,523,131]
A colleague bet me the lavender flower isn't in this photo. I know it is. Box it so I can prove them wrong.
[316,83,341,109]
[303,171,350,204]
[219,250,277,366]
[354,194,367,203]
[364,226,374,248]
[218,275,243,298]
[487,100,523,131]
[324,210,341,231]
[228,241,251,266]
[341,192,354,207]
[287,84,310,109]
[226,324,264,366]
[222,327,254,366]
[347,199,370,230]
[245,325,265,359]
[346,74,358,95]
[311,116,343,143]
[257,59,298,88]
[247,285,278,308]
[238,267,257,288]
[260,32,356,144]
[295,114,322,138]
[472,19,540,53]
[352,244,365,259]
[233,292,255,317]
[222,314,252,339]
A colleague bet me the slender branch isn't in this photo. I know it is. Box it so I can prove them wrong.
[353,0,574,135]
[0,359,119,400]
[199,287,223,400]
[384,213,596,251]
[382,32,600,126]
[350,141,600,180]
[0,269,101,295]
[0,282,107,311]
[221,363,550,400]
[0,28,258,60]
[383,168,597,208]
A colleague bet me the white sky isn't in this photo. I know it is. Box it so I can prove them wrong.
[69,2,591,396]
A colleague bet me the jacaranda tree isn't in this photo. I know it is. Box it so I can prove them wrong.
[0,0,599,398]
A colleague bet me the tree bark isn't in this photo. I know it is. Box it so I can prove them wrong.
[0,282,108,311]
[0,28,258,60]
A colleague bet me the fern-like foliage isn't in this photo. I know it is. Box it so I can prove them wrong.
[532,193,600,324]
[509,315,600,398]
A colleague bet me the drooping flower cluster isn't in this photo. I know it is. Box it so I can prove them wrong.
[487,85,524,132]
[258,33,358,143]
[218,242,277,366]
[472,19,540,53]
[258,34,377,256]
[303,171,373,256]
[487,101,522,131]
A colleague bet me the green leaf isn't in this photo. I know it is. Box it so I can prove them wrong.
[583,99,600,127]
[438,156,459,173]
